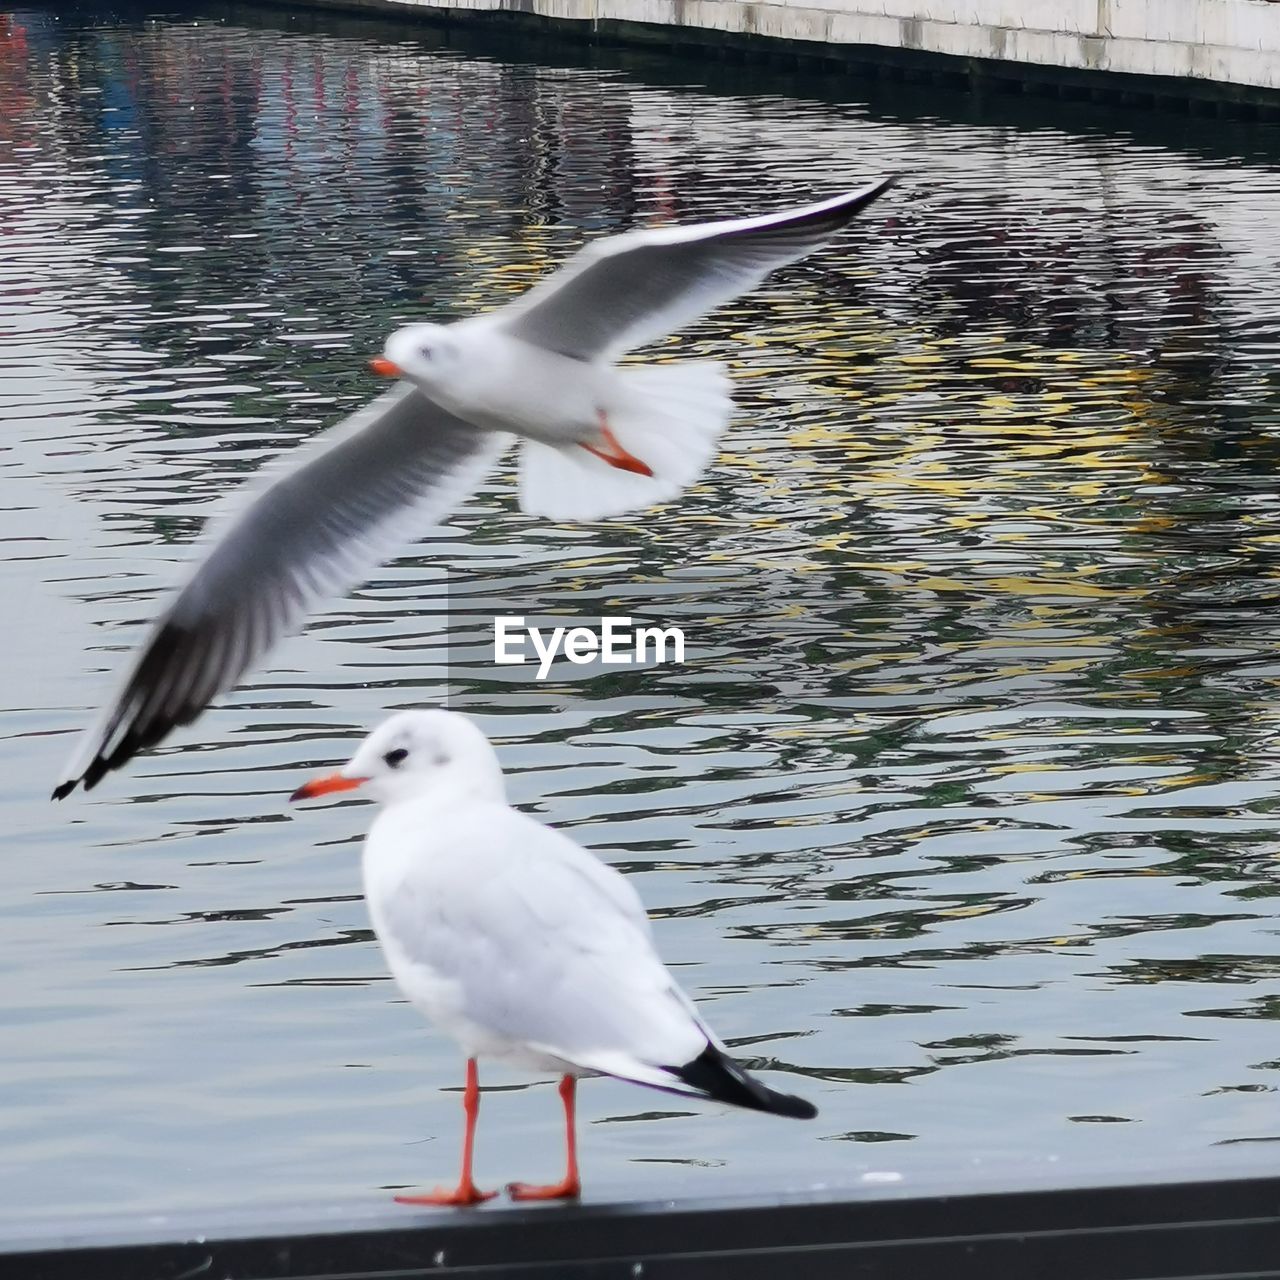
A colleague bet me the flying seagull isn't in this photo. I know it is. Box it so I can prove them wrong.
[291,709,816,1204]
[53,177,896,799]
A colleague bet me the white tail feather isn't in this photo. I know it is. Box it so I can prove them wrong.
[517,362,732,521]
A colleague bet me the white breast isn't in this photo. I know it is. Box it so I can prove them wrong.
[361,803,562,1065]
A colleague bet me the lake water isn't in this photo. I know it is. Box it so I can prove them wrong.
[6,0,1280,1240]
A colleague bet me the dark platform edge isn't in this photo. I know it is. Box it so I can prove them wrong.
[259,0,1280,117]
[9,1169,1280,1279]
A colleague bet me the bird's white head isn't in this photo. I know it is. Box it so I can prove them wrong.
[290,710,505,809]
[373,323,463,391]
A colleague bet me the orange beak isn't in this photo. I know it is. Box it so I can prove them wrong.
[290,772,368,803]
[369,356,402,378]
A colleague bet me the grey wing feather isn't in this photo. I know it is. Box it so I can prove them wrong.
[497,177,896,361]
[54,385,508,798]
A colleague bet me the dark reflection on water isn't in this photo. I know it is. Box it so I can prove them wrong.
[5,0,1280,1229]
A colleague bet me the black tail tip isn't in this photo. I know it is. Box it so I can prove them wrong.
[778,1093,819,1121]
[755,1087,817,1120]
[670,1045,818,1120]
[51,779,76,802]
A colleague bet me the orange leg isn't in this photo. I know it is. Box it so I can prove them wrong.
[395,1058,497,1207]
[507,1075,582,1201]
[579,411,654,477]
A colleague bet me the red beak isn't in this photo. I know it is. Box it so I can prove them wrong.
[290,772,368,803]
[369,356,402,377]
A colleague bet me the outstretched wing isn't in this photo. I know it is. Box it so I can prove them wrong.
[54,385,509,798]
[495,177,896,361]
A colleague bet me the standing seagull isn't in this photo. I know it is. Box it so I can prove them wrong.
[291,710,816,1204]
[53,177,895,799]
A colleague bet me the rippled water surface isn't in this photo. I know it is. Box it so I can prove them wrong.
[6,0,1280,1234]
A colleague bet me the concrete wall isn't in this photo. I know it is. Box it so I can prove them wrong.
[343,0,1280,92]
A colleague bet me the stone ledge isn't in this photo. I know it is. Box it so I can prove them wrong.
[278,0,1280,107]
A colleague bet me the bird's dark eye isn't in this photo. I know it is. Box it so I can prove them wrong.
[419,346,433,361]
[383,748,408,768]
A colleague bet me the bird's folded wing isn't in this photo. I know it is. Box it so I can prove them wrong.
[495,176,896,362]
[381,809,706,1073]
[54,385,509,798]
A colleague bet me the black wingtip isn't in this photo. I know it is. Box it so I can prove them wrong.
[669,1044,817,1120]
[850,173,897,211]
[49,619,206,804]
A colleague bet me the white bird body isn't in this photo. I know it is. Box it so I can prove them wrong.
[385,322,621,446]
[363,798,704,1080]
[292,710,816,1204]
